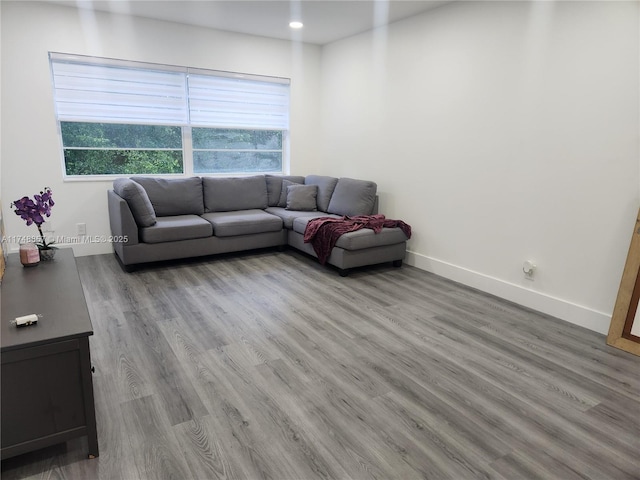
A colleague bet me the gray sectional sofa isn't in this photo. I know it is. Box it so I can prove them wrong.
[107,174,409,275]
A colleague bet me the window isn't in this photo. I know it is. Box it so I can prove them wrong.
[49,53,290,178]
[192,128,283,174]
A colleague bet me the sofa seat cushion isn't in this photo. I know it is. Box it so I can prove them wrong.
[292,215,339,235]
[202,210,283,237]
[140,215,213,244]
[265,207,340,230]
[334,227,409,250]
[292,217,408,250]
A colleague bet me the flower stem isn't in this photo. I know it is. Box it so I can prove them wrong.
[37,224,48,249]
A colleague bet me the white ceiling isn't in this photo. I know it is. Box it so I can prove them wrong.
[48,0,450,45]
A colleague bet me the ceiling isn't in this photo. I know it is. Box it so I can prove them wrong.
[48,0,450,45]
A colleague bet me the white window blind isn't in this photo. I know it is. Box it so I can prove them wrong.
[50,53,290,130]
[50,56,188,125]
[188,74,290,129]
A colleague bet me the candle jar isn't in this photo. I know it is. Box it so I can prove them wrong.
[19,242,40,267]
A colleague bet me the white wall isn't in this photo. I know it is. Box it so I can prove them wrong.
[320,1,640,333]
[0,1,321,256]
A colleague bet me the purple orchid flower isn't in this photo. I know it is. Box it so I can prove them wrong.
[10,187,55,249]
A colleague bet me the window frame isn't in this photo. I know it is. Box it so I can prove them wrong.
[49,53,291,181]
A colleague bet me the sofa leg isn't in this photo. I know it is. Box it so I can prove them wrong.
[339,268,350,277]
[392,259,403,268]
[114,252,137,273]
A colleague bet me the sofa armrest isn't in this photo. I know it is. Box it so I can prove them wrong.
[108,189,139,245]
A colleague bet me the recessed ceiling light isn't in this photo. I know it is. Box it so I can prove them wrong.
[289,21,304,29]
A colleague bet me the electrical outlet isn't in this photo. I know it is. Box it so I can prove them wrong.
[76,223,87,236]
[523,260,536,280]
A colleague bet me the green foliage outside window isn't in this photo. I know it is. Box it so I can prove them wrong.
[61,123,182,148]
[61,122,183,175]
[192,128,281,150]
[193,151,281,174]
[192,128,282,173]
[60,123,283,176]
[64,149,183,175]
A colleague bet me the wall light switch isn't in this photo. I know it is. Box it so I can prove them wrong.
[77,223,87,235]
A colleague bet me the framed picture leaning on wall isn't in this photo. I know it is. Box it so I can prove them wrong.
[608,206,640,356]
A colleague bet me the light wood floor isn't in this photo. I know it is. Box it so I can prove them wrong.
[2,249,639,480]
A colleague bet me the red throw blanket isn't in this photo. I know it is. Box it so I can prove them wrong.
[303,214,412,265]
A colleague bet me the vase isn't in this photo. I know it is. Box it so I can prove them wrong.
[38,247,57,261]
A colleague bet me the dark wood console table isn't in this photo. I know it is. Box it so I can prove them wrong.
[1,248,98,459]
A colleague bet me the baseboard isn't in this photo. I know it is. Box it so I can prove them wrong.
[405,250,611,335]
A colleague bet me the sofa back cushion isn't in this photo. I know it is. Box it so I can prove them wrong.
[113,178,157,227]
[203,175,268,212]
[266,175,305,207]
[327,177,378,216]
[132,177,204,217]
[304,175,339,212]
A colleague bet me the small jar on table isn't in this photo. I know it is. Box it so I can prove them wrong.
[19,243,39,267]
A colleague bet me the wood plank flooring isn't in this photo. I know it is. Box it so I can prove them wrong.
[2,249,639,479]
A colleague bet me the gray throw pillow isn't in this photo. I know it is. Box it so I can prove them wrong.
[327,177,377,216]
[132,177,204,216]
[266,175,305,207]
[278,179,304,207]
[113,178,157,227]
[305,175,339,212]
[286,184,318,211]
